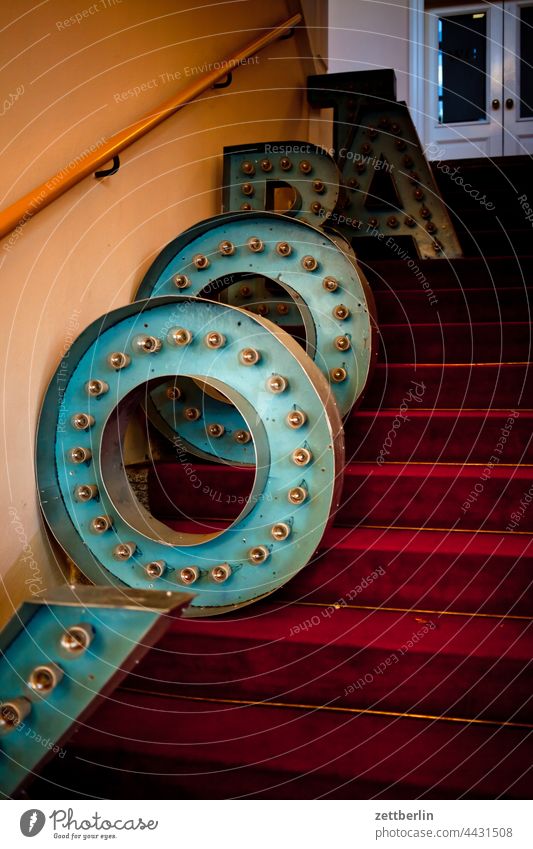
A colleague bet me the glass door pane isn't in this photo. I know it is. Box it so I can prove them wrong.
[519,5,533,117]
[438,11,488,123]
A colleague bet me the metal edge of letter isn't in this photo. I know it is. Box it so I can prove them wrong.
[0,585,193,797]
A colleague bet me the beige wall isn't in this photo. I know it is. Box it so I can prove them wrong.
[0,0,314,627]
[328,0,410,102]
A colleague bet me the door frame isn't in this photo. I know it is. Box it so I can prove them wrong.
[409,0,426,139]
[502,0,533,154]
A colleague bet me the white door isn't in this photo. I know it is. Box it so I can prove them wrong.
[424,1,533,158]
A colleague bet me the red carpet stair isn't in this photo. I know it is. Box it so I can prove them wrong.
[35,157,533,799]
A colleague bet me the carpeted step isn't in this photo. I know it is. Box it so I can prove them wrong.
[364,256,533,291]
[374,288,532,324]
[148,461,533,533]
[363,363,533,410]
[277,526,533,616]
[379,322,531,363]
[346,409,533,463]
[34,690,533,799]
[125,606,533,723]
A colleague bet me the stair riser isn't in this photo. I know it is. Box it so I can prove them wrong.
[457,232,533,258]
[434,168,528,191]
[365,257,533,291]
[130,623,533,723]
[336,471,533,532]
[440,203,528,226]
[149,464,533,533]
[355,232,533,262]
[374,290,531,324]
[379,323,531,363]
[363,364,533,410]
[448,209,528,230]
[38,692,533,799]
[34,761,464,800]
[279,536,533,615]
[347,414,533,463]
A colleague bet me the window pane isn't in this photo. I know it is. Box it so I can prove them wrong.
[438,12,487,124]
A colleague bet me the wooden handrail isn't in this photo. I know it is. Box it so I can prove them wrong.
[0,13,302,241]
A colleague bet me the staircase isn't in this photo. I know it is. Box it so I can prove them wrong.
[34,157,533,800]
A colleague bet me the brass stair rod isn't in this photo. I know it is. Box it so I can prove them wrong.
[0,12,302,241]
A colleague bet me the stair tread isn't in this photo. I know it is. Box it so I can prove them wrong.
[375,287,533,295]
[159,605,533,657]
[354,409,533,420]
[319,524,533,556]
[166,520,533,557]
[153,460,533,477]
[379,320,532,329]
[53,689,533,798]
[370,361,533,366]
[345,461,533,476]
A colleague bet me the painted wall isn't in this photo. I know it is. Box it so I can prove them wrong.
[328,0,410,102]
[0,0,314,627]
